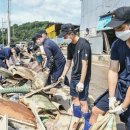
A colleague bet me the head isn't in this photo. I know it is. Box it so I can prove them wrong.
[39,30,47,39]
[32,34,43,46]
[106,6,130,41]
[59,24,77,43]
[10,44,20,56]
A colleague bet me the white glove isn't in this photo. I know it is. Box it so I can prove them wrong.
[109,97,118,110]
[76,82,84,92]
[15,62,20,66]
[58,75,65,83]
[109,104,127,115]
[36,52,41,56]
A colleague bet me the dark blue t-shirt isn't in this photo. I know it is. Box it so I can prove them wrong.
[43,38,65,67]
[0,47,12,60]
[111,39,130,74]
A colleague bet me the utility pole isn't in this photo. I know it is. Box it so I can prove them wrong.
[7,0,11,46]
[1,18,4,46]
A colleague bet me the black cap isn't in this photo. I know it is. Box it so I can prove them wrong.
[106,6,130,28]
[10,44,16,48]
[32,34,42,43]
[58,24,74,38]
[38,30,47,35]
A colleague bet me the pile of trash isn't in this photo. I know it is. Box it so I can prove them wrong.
[0,57,94,130]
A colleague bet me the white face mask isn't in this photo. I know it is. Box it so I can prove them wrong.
[115,30,130,41]
[64,38,72,44]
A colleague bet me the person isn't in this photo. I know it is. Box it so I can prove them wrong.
[0,44,6,68]
[10,44,21,64]
[58,24,92,130]
[89,7,130,130]
[32,30,69,85]
[0,46,20,68]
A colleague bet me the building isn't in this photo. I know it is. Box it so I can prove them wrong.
[80,0,130,54]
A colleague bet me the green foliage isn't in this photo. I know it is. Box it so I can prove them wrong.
[0,21,49,44]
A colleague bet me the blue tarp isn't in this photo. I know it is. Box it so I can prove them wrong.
[96,15,112,31]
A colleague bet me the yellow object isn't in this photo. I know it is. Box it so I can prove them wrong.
[46,25,56,39]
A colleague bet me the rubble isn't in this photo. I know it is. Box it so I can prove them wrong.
[0,52,95,130]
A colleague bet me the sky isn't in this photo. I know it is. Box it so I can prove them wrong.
[0,0,81,27]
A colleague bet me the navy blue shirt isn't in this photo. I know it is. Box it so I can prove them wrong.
[43,38,65,69]
[0,47,12,60]
[111,39,130,74]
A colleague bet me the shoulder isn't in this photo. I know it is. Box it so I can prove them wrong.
[78,38,91,50]
[67,43,74,50]
[79,38,90,45]
[45,38,55,44]
[3,47,11,51]
[111,39,124,49]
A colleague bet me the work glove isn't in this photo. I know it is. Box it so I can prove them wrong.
[36,52,41,56]
[15,61,20,66]
[76,82,84,92]
[109,97,118,110]
[58,75,65,83]
[109,104,127,115]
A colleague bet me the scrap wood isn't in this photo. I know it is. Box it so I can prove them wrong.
[23,81,60,98]
[0,115,8,130]
[29,105,46,130]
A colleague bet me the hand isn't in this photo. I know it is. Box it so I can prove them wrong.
[58,75,65,83]
[109,97,118,110]
[109,104,127,115]
[36,52,41,56]
[15,62,20,66]
[76,82,84,92]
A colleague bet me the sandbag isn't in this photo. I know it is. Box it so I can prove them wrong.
[90,113,117,130]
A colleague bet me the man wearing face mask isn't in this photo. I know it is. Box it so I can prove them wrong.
[33,30,69,86]
[89,7,130,130]
[58,24,92,130]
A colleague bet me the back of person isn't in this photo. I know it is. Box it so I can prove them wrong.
[3,47,12,60]
[43,38,65,63]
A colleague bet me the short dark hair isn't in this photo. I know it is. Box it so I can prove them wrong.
[68,30,77,35]
[32,34,42,43]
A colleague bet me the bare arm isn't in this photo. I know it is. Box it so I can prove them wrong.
[62,60,72,76]
[108,60,119,97]
[80,60,88,83]
[5,59,10,68]
[122,87,130,109]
